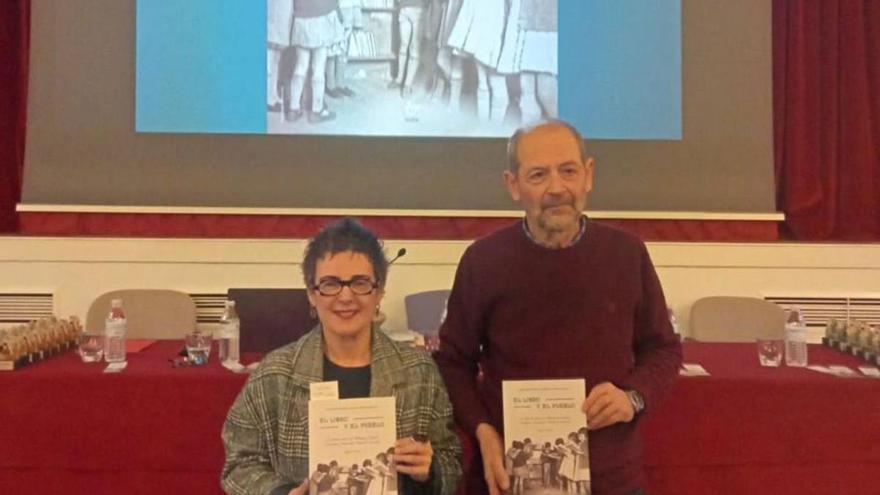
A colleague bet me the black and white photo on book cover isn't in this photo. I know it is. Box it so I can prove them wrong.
[308,396,397,495]
[503,379,590,495]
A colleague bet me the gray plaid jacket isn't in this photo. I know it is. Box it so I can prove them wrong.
[221,326,462,494]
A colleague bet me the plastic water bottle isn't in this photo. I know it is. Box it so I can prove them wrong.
[218,300,240,364]
[104,298,127,363]
[785,307,808,367]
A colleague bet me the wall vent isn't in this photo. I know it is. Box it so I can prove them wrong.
[190,293,228,324]
[0,293,54,323]
[763,295,880,328]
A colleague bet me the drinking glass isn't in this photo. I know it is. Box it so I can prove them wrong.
[184,331,212,365]
[78,332,104,362]
[757,338,783,367]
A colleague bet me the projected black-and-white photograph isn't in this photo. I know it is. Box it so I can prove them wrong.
[267,0,558,137]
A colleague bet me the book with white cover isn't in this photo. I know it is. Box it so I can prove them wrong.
[308,396,397,495]
[503,379,590,495]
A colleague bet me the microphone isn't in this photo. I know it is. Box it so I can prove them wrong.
[389,248,407,264]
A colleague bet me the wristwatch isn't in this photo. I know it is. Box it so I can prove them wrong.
[625,389,645,414]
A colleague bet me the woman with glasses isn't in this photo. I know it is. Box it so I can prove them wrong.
[221,217,461,495]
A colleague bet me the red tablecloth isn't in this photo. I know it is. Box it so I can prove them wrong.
[1,342,879,494]
[0,341,248,494]
[641,343,880,494]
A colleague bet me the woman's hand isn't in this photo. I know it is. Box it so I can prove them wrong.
[393,436,434,482]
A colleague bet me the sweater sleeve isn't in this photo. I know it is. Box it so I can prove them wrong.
[433,248,492,434]
[221,372,294,495]
[400,362,463,495]
[619,243,683,412]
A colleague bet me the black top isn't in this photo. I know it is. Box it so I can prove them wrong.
[322,355,371,399]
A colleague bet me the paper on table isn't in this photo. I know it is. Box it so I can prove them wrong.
[103,361,128,373]
[680,363,710,376]
[222,361,248,373]
[827,365,859,377]
[858,366,880,378]
[807,365,859,378]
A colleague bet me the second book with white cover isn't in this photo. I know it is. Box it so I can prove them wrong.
[503,379,590,495]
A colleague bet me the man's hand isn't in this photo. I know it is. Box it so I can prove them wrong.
[475,423,509,495]
[287,480,308,495]
[583,382,635,430]
[393,436,434,482]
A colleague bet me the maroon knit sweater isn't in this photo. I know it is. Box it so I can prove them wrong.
[434,220,682,495]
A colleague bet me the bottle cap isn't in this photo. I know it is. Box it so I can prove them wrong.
[111,298,123,307]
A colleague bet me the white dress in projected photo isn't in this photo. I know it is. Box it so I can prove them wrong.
[266,0,559,138]
[267,0,294,111]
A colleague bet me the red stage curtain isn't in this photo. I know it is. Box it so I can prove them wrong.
[0,0,29,233]
[774,0,880,240]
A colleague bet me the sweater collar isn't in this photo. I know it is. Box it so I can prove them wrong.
[521,215,588,248]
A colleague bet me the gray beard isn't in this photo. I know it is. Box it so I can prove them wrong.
[538,212,578,234]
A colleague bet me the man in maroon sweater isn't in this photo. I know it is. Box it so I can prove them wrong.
[434,120,682,495]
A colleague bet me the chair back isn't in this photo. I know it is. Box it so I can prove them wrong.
[85,289,197,339]
[227,288,317,353]
[404,289,451,337]
[689,296,786,342]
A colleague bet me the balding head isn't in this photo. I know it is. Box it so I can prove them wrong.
[507,119,588,173]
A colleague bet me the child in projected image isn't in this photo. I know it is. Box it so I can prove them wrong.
[389,0,428,97]
[497,0,558,124]
[432,0,463,109]
[287,0,344,123]
[445,0,509,122]
[326,0,362,99]
[267,0,294,114]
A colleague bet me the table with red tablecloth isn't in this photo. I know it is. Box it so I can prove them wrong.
[641,343,880,494]
[1,342,879,494]
[0,340,247,494]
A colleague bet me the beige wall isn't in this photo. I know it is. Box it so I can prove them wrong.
[2,237,880,340]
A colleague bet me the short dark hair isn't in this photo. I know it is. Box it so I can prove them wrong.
[301,217,388,288]
[507,119,588,172]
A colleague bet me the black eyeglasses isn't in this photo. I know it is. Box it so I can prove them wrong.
[312,277,380,296]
